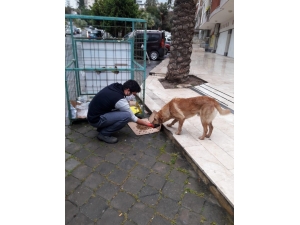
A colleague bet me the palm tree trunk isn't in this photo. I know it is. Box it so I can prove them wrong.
[165,0,196,82]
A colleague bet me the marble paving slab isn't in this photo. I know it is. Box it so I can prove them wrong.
[145,47,234,206]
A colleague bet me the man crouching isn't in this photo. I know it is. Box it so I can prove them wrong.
[87,80,152,144]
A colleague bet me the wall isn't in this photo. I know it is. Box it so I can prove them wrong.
[211,0,221,12]
[227,29,234,57]
[219,17,234,33]
[216,30,228,55]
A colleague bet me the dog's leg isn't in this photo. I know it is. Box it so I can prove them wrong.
[167,119,178,127]
[175,119,185,135]
[199,121,208,140]
[206,122,213,138]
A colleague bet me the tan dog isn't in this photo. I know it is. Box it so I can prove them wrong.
[151,96,231,140]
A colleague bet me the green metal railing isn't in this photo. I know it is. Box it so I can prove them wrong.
[65,14,147,125]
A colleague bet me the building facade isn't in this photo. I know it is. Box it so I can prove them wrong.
[136,0,170,9]
[195,0,234,58]
[136,0,146,9]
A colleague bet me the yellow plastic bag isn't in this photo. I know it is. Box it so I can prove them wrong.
[130,105,142,115]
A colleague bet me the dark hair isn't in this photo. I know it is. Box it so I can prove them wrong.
[123,80,141,92]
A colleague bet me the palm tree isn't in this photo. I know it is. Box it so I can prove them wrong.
[165,0,197,83]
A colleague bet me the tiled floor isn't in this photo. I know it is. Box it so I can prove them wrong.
[144,44,234,206]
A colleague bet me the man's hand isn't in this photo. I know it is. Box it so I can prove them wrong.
[146,123,154,128]
[146,122,160,128]
[136,118,160,128]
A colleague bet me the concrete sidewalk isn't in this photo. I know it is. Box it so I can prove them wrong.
[145,44,234,210]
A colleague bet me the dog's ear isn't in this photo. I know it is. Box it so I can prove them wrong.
[149,110,157,123]
[158,117,163,124]
[155,111,163,124]
[151,110,157,117]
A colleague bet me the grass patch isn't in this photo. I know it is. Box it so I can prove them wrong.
[177,168,189,174]
[170,153,178,164]
[171,220,177,225]
[200,215,207,223]
[184,188,205,197]
[159,144,166,154]
[66,170,73,176]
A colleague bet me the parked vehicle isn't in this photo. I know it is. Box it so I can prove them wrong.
[164,31,171,37]
[65,28,71,35]
[75,28,82,34]
[65,28,75,36]
[87,29,114,39]
[165,36,171,52]
[166,36,171,44]
[164,31,171,40]
[126,30,167,60]
[123,32,132,39]
[65,25,77,36]
[165,43,170,52]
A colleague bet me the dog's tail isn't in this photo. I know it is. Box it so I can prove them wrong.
[214,101,231,115]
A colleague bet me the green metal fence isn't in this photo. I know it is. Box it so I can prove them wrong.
[65,14,147,125]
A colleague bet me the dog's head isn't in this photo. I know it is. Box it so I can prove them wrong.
[151,110,163,125]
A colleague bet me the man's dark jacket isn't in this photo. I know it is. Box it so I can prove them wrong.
[87,83,124,124]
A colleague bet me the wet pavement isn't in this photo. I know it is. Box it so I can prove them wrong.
[65,116,233,224]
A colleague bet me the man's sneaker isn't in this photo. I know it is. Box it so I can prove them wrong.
[97,133,118,144]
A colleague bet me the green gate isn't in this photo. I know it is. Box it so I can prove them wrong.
[65,14,147,125]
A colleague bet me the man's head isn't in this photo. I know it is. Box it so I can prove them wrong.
[123,80,141,96]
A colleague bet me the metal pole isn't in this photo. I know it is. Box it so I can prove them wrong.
[142,22,147,117]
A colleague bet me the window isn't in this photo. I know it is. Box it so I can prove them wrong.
[148,34,159,42]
